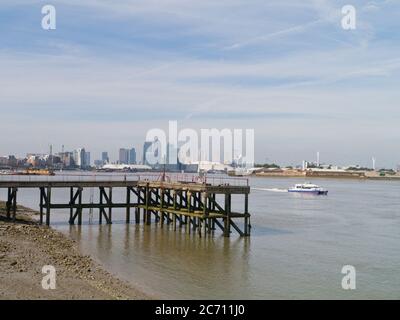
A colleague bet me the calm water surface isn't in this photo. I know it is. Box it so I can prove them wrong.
[2,174,399,299]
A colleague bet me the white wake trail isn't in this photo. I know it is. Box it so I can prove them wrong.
[252,187,288,193]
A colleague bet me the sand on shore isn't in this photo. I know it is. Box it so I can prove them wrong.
[0,202,150,300]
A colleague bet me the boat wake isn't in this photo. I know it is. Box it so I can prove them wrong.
[252,187,288,193]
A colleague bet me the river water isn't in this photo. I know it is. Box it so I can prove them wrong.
[1,174,399,299]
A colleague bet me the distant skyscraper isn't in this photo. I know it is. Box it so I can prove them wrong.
[129,148,136,164]
[101,152,109,164]
[119,148,129,164]
[73,148,86,168]
[85,151,91,166]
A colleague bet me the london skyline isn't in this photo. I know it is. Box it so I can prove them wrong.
[1,1,399,167]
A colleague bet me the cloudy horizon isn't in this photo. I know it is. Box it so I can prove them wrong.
[1,0,399,168]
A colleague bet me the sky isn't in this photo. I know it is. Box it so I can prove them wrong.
[0,0,399,167]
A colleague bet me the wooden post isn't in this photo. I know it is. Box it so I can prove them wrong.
[39,187,44,224]
[108,187,113,224]
[99,187,103,225]
[126,187,131,224]
[193,217,197,231]
[187,191,192,213]
[77,187,83,225]
[69,187,74,224]
[135,208,140,224]
[202,192,208,216]
[244,193,249,236]
[46,187,51,226]
[197,218,202,237]
[223,193,231,237]
[145,186,151,225]
[160,188,164,227]
[6,187,11,219]
[12,188,17,222]
[187,216,191,234]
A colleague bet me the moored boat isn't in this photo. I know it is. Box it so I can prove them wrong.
[13,168,55,176]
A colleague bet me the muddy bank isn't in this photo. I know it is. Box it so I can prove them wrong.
[0,202,151,300]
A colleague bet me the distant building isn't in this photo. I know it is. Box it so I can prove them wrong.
[119,148,129,164]
[85,152,91,166]
[119,147,137,165]
[101,152,109,164]
[7,155,17,167]
[94,160,103,167]
[129,148,136,164]
[0,156,9,166]
[26,155,41,167]
[59,152,75,168]
[73,148,86,168]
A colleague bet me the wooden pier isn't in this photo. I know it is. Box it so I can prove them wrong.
[0,176,251,237]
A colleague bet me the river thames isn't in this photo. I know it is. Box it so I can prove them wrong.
[3,174,399,299]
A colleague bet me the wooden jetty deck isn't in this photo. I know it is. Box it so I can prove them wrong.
[0,175,251,237]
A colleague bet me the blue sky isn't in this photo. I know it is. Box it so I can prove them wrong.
[0,0,399,167]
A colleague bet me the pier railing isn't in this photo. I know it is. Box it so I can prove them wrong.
[0,173,248,187]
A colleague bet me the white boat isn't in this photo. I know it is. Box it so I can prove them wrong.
[288,183,328,195]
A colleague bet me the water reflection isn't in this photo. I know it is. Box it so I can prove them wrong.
[67,222,252,299]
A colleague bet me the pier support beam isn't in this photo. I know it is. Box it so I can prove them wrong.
[135,208,140,224]
[77,187,83,225]
[108,187,113,224]
[45,187,51,226]
[6,187,18,221]
[126,187,131,223]
[69,187,74,224]
[145,185,151,225]
[69,187,83,225]
[99,187,112,224]
[224,194,231,237]
[244,193,250,236]
[39,187,44,224]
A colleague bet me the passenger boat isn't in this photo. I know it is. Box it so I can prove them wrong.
[288,183,328,195]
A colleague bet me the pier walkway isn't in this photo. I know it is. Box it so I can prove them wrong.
[0,174,251,237]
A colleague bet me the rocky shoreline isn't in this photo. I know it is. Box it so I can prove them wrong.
[0,201,150,300]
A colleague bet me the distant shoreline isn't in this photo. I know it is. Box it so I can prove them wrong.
[0,202,151,300]
[252,172,400,181]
